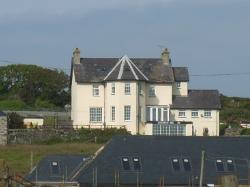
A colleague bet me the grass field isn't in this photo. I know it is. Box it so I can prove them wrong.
[0,143,102,176]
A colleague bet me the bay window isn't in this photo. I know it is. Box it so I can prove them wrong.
[146,106,169,122]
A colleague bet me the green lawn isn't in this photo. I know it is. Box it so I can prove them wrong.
[0,143,102,176]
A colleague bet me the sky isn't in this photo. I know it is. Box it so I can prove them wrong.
[0,0,250,97]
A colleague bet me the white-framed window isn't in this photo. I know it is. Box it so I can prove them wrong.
[176,82,181,89]
[124,105,131,121]
[191,111,199,118]
[148,85,156,97]
[111,106,115,121]
[146,106,168,122]
[204,110,212,118]
[89,107,102,122]
[124,83,131,95]
[178,110,186,118]
[111,82,115,95]
[92,85,99,96]
[152,124,186,136]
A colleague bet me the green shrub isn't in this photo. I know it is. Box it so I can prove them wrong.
[7,112,24,129]
[240,128,250,135]
[34,99,55,109]
[0,99,27,110]
[219,124,228,136]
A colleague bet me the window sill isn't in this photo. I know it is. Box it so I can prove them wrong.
[89,121,103,123]
[93,95,100,97]
[148,95,156,97]
[125,93,131,95]
[191,116,199,118]
[124,120,131,122]
[178,116,186,118]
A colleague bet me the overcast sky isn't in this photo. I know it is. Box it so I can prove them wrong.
[0,0,250,97]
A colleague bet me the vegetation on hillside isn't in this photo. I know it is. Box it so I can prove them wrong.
[220,94,250,135]
[0,64,70,110]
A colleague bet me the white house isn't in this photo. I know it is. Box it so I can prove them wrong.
[70,48,221,136]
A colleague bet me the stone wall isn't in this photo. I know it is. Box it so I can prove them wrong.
[8,129,82,144]
[0,115,7,145]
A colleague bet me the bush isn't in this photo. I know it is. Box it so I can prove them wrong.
[240,128,250,135]
[34,99,55,109]
[7,112,24,129]
[78,128,131,143]
[219,124,228,136]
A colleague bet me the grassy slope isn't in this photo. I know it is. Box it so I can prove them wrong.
[0,143,102,176]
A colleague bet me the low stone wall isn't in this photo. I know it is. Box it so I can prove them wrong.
[0,116,7,145]
[7,129,82,144]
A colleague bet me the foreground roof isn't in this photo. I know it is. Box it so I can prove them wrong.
[74,136,250,186]
[172,90,221,109]
[73,57,188,83]
[26,154,87,183]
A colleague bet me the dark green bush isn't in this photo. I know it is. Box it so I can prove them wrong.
[7,112,24,129]
[240,128,250,135]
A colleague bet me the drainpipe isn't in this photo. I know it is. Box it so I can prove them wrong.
[137,82,140,134]
[103,83,106,129]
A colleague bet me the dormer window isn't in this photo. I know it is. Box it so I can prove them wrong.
[93,85,99,96]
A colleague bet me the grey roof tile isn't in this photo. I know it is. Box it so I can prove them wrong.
[171,90,221,109]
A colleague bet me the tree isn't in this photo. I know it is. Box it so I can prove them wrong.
[7,112,24,129]
[0,64,70,108]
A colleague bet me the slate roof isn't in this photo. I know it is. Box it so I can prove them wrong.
[74,136,250,186]
[172,67,189,81]
[0,111,6,116]
[73,57,188,83]
[104,56,148,81]
[26,154,87,183]
[171,90,221,109]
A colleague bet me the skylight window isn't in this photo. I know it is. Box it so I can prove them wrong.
[172,158,180,171]
[51,161,60,175]
[216,160,224,172]
[183,158,191,171]
[122,157,130,170]
[133,157,141,170]
[226,159,235,172]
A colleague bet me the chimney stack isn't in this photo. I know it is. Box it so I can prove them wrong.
[73,48,80,64]
[161,48,171,65]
